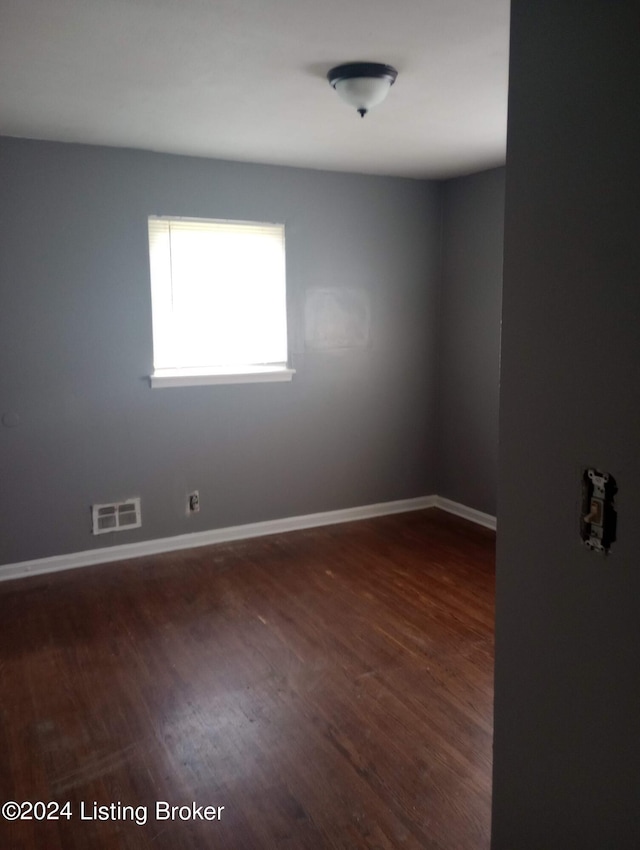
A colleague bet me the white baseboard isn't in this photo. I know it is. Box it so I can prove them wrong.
[0,494,495,585]
[0,495,437,584]
[433,496,497,530]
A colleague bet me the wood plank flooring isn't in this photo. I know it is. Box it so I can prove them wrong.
[0,508,495,849]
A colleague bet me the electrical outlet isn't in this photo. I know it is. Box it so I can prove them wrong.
[188,491,200,513]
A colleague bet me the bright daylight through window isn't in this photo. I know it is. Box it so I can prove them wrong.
[147,217,294,387]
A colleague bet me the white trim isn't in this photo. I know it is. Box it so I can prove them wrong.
[434,496,497,530]
[150,365,295,388]
[0,496,437,584]
[0,495,496,585]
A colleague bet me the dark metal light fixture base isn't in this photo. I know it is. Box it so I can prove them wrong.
[327,62,398,117]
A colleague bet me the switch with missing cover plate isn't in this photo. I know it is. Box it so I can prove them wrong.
[580,469,617,554]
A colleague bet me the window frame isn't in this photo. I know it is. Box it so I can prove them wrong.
[147,215,295,388]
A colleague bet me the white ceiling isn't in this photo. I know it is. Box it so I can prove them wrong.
[0,0,510,179]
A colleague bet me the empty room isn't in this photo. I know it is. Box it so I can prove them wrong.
[1,1,638,848]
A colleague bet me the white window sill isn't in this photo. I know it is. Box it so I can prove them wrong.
[149,365,295,388]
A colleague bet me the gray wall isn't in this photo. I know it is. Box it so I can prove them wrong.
[438,167,504,516]
[492,2,640,848]
[0,138,441,564]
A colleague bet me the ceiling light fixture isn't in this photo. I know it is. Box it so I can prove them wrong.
[327,62,398,118]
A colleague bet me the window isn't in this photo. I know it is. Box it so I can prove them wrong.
[147,216,294,387]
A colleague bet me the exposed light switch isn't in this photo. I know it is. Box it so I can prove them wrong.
[580,469,617,554]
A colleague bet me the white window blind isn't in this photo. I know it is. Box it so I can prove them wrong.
[148,217,288,376]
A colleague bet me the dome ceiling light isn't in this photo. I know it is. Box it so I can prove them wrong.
[327,62,398,118]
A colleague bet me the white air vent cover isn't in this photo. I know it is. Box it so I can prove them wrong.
[91,498,141,535]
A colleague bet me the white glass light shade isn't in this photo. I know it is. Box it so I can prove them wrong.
[327,63,398,117]
[334,76,392,113]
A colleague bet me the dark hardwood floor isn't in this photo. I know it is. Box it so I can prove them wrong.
[0,508,495,849]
